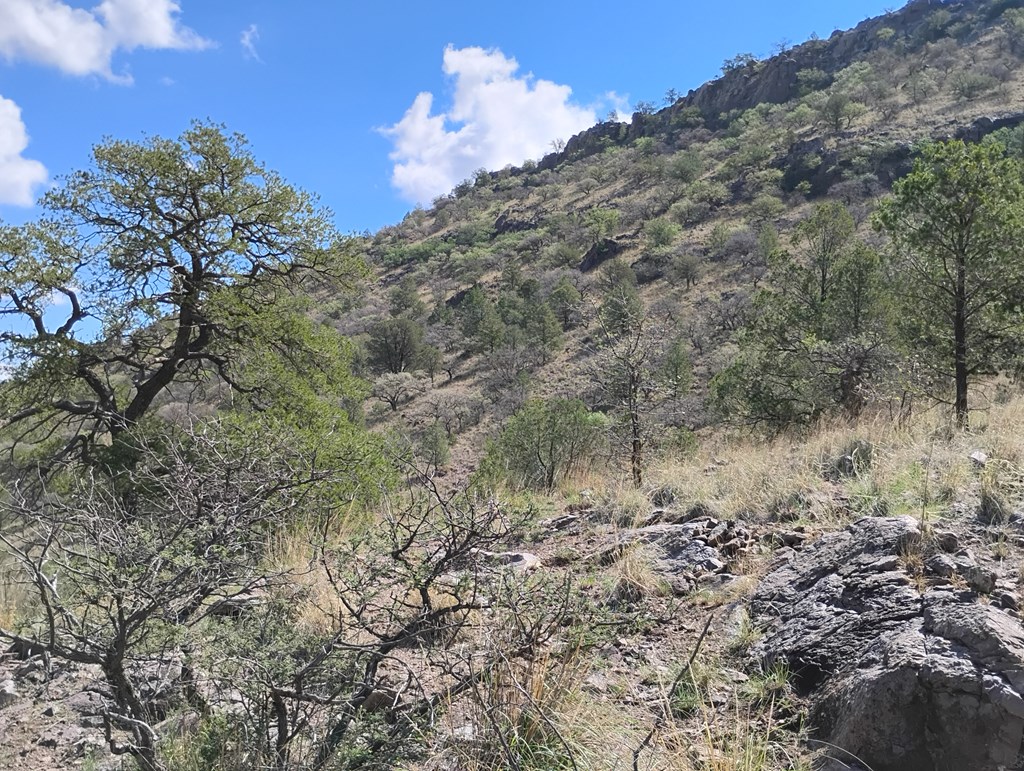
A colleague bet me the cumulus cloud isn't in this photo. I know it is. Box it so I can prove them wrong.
[382,45,596,204]
[0,95,47,206]
[240,23,260,61]
[0,0,209,83]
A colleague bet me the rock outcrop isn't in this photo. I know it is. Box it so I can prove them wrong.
[750,516,1024,771]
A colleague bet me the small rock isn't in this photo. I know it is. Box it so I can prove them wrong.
[474,550,542,571]
[953,549,978,571]
[966,567,997,595]
[767,530,807,548]
[540,513,580,531]
[926,553,957,578]
[970,450,989,468]
[451,724,476,742]
[64,690,105,716]
[935,531,959,553]
[705,521,730,547]
[992,590,1020,611]
[651,486,677,507]
[42,705,56,717]
[0,680,17,709]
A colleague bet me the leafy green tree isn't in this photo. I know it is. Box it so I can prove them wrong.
[0,122,365,471]
[666,251,703,289]
[548,276,584,329]
[366,317,425,374]
[482,398,605,491]
[585,207,621,244]
[644,218,680,248]
[417,421,450,471]
[667,149,703,186]
[591,311,684,487]
[598,259,643,335]
[389,275,426,318]
[523,300,564,363]
[417,344,443,384]
[810,90,867,133]
[372,371,423,411]
[713,207,893,428]
[793,201,856,311]
[875,140,1024,427]
[661,336,694,398]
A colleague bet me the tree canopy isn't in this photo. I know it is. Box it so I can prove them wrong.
[875,139,1024,427]
[0,122,367,469]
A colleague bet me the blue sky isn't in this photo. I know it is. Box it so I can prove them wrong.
[0,0,897,234]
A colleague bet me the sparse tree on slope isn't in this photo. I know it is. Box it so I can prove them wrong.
[875,139,1024,428]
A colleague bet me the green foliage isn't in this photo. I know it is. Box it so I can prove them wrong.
[713,203,893,428]
[949,70,999,101]
[797,68,832,96]
[417,422,451,470]
[598,260,644,335]
[584,207,621,243]
[666,149,704,189]
[366,317,425,374]
[481,398,606,491]
[643,218,681,248]
[874,140,1024,426]
[389,275,426,318]
[0,122,367,471]
[661,336,694,397]
[548,276,584,329]
[722,52,759,74]
[665,250,703,289]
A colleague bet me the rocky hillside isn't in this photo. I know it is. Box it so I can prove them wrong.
[333,0,1024,477]
[3,1,1024,770]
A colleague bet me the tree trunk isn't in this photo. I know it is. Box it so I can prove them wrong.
[954,253,969,429]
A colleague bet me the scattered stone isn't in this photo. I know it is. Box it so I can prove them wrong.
[539,513,580,531]
[926,553,957,578]
[474,550,542,572]
[993,590,1021,612]
[935,531,959,553]
[966,566,997,595]
[0,679,17,709]
[64,690,105,716]
[970,450,989,468]
[768,530,808,548]
[42,705,56,717]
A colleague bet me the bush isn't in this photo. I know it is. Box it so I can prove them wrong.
[481,398,607,491]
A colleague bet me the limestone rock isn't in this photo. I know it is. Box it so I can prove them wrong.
[750,516,1024,771]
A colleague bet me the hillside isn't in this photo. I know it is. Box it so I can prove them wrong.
[331,0,1024,482]
[3,1,1024,770]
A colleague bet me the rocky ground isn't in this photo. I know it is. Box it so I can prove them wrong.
[3,447,1024,770]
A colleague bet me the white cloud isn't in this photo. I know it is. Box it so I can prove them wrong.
[0,0,209,83]
[0,95,47,206]
[382,45,596,204]
[240,23,260,61]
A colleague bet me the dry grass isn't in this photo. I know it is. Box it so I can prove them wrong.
[605,544,672,603]
[438,648,649,771]
[637,391,1024,532]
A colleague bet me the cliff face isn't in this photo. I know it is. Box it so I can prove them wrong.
[676,0,961,122]
[535,0,1013,171]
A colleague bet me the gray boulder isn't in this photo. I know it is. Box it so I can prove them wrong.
[750,516,1024,771]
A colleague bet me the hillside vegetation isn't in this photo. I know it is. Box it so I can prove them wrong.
[2,1,1024,770]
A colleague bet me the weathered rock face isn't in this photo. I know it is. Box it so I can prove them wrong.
[750,516,1024,771]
